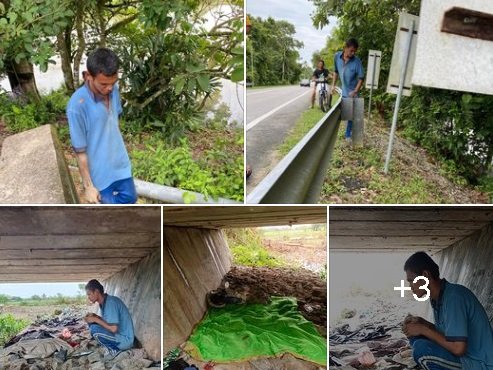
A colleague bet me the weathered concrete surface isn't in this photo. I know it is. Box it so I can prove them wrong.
[438,222,493,322]
[104,248,161,361]
[0,124,78,203]
[163,226,232,352]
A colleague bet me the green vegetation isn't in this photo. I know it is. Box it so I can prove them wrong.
[0,293,86,307]
[312,0,493,201]
[0,90,68,134]
[278,104,333,157]
[279,108,325,156]
[224,229,288,268]
[246,16,304,85]
[0,314,29,346]
[319,118,486,203]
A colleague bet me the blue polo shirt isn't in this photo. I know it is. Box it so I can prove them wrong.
[66,82,132,191]
[100,294,135,350]
[431,280,493,369]
[333,51,364,97]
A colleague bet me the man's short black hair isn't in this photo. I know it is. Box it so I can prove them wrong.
[345,38,359,49]
[85,279,104,294]
[87,48,119,77]
[404,252,440,279]
[318,59,325,66]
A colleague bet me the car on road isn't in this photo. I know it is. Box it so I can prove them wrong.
[300,79,310,87]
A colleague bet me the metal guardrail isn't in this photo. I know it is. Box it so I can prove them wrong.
[135,179,241,204]
[247,93,343,204]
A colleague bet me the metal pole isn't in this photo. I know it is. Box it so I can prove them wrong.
[367,53,377,123]
[384,20,415,174]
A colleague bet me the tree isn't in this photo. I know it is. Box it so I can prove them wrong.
[246,16,303,86]
[0,0,73,100]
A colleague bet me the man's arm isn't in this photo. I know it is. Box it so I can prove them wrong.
[349,78,363,97]
[85,314,118,334]
[404,322,467,356]
[331,72,338,95]
[75,152,100,204]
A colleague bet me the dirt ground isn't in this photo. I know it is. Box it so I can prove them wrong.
[261,237,327,271]
[219,266,327,335]
[1,304,87,323]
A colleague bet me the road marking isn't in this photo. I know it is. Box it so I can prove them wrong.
[246,89,311,131]
[247,89,277,96]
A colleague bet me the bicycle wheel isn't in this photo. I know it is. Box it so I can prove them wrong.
[319,92,326,112]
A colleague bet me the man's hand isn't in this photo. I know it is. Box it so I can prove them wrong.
[331,86,337,95]
[349,90,358,98]
[84,185,101,204]
[403,322,426,337]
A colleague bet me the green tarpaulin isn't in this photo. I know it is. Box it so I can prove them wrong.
[185,297,327,365]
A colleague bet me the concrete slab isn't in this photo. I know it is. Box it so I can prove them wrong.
[0,124,78,203]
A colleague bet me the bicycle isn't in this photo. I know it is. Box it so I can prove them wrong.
[317,75,332,112]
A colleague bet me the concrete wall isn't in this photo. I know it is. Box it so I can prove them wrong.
[104,247,161,360]
[438,222,493,322]
[163,226,231,352]
[0,124,78,204]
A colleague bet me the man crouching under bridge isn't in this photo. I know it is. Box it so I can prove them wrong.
[402,252,493,370]
[84,279,135,357]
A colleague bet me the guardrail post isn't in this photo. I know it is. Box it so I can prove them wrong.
[352,98,365,147]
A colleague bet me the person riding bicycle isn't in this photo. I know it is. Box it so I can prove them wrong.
[311,60,330,109]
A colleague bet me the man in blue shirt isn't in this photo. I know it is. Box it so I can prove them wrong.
[402,252,493,370]
[331,38,364,141]
[66,48,137,204]
[84,279,135,356]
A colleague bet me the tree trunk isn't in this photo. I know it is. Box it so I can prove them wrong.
[6,60,41,102]
[57,31,75,93]
[96,0,107,47]
[73,3,86,87]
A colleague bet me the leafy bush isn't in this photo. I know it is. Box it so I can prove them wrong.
[224,229,287,268]
[131,131,244,202]
[0,89,69,133]
[0,314,29,346]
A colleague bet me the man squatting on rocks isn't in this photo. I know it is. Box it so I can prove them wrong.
[84,279,135,356]
[67,48,137,204]
[402,252,493,370]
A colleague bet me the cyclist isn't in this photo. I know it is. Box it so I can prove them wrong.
[311,60,330,109]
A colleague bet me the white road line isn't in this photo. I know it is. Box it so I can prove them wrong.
[247,89,277,96]
[247,86,295,96]
[246,89,311,131]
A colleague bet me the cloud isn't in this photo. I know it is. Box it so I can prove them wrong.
[247,0,337,64]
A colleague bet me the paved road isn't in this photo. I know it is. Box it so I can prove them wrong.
[246,85,312,192]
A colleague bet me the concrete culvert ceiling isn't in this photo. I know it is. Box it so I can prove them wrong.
[329,206,493,252]
[0,207,161,282]
[163,206,327,228]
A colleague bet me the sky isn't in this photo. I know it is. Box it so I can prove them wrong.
[0,283,83,298]
[246,0,337,65]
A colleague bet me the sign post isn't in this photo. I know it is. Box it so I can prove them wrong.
[384,13,419,174]
[365,50,381,123]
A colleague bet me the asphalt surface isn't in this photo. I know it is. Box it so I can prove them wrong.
[246,85,312,192]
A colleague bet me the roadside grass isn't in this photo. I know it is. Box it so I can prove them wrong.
[278,92,339,157]
[278,108,326,157]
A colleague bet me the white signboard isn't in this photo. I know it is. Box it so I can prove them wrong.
[386,13,419,97]
[366,50,381,89]
[413,0,493,95]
